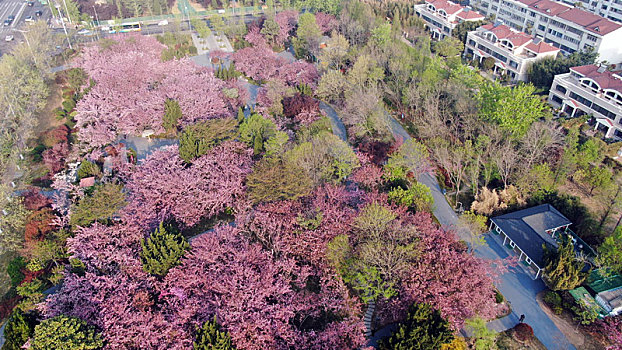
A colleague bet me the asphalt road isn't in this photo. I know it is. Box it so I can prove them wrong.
[0,0,51,54]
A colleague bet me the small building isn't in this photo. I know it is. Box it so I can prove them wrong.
[584,270,622,316]
[79,176,96,188]
[490,204,573,278]
[414,0,485,40]
[465,23,560,82]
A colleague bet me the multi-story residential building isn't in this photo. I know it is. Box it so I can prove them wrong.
[548,64,622,139]
[472,0,622,63]
[464,23,560,81]
[556,0,622,23]
[414,0,486,40]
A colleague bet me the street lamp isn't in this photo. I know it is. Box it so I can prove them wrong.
[55,2,73,50]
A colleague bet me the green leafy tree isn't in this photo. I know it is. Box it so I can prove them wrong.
[380,303,454,350]
[478,82,550,137]
[2,309,36,350]
[163,99,182,133]
[576,166,612,195]
[246,158,313,203]
[0,186,28,256]
[387,183,434,213]
[194,316,236,349]
[452,20,486,44]
[572,299,601,325]
[384,139,430,181]
[260,18,281,47]
[459,210,488,251]
[544,236,588,290]
[518,163,555,196]
[239,114,277,155]
[31,315,103,350]
[140,223,189,277]
[465,317,497,350]
[70,183,126,227]
[528,50,597,89]
[294,12,321,58]
[597,226,622,274]
[179,118,238,162]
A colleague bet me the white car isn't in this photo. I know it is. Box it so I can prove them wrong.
[24,16,34,23]
[157,19,168,26]
[5,35,13,42]
[77,29,92,36]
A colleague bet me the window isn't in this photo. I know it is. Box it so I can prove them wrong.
[570,92,593,108]
[468,39,476,46]
[509,60,518,68]
[555,84,567,94]
[593,103,617,119]
[563,35,581,45]
[525,257,532,265]
[538,24,546,31]
[552,95,563,104]
[587,34,598,42]
[510,241,516,248]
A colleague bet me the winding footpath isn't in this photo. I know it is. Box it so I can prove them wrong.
[386,115,576,350]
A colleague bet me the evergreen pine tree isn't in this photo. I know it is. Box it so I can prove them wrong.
[31,315,102,350]
[193,316,236,350]
[380,303,454,350]
[237,107,245,124]
[163,99,182,134]
[3,310,36,350]
[140,222,189,277]
[544,235,588,290]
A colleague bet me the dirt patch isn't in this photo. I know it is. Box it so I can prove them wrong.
[535,291,605,350]
[34,78,65,138]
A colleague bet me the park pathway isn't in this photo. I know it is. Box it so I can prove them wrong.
[386,114,576,350]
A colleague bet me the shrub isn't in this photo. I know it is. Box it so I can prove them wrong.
[21,189,51,211]
[31,315,103,350]
[512,323,534,342]
[6,256,26,287]
[77,160,101,179]
[494,289,504,304]
[179,118,238,163]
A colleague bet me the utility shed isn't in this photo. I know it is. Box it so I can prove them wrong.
[490,204,572,279]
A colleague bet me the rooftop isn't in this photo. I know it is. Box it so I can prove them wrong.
[570,65,622,94]
[481,23,533,47]
[516,0,622,35]
[427,0,464,15]
[491,204,572,266]
[598,287,622,310]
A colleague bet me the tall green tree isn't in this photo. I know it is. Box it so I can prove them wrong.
[465,317,497,350]
[2,310,36,350]
[140,222,189,277]
[380,303,454,350]
[193,316,236,350]
[31,315,103,350]
[70,183,127,227]
[528,50,598,89]
[597,226,622,274]
[478,82,550,137]
[544,236,588,290]
[239,114,277,155]
[163,99,182,133]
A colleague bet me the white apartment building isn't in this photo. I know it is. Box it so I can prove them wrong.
[464,23,560,81]
[548,64,622,139]
[472,0,622,63]
[556,0,622,23]
[414,0,485,40]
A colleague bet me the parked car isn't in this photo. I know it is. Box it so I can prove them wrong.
[27,1,34,6]
[7,15,15,21]
[157,19,168,26]
[24,15,34,22]
[3,19,11,26]
[34,10,42,17]
[77,29,92,36]
[5,35,14,42]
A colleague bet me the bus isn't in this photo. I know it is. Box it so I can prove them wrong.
[109,22,141,34]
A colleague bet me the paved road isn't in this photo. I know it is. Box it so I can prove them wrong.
[319,101,347,142]
[387,115,576,350]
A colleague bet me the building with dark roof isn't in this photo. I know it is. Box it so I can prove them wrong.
[472,0,622,63]
[548,64,622,140]
[490,204,572,278]
[554,0,622,24]
[464,23,559,82]
[414,0,485,40]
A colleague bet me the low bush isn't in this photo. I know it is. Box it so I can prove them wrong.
[544,291,563,314]
[512,323,534,342]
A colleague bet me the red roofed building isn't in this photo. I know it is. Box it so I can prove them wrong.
[464,23,560,82]
[415,0,485,40]
[549,64,622,139]
[472,0,622,63]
